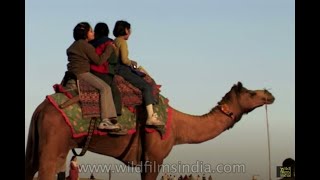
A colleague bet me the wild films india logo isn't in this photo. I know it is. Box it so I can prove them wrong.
[276,166,293,178]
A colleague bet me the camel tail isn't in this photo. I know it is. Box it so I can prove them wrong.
[25,100,46,179]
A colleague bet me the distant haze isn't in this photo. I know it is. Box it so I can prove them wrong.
[26,0,294,180]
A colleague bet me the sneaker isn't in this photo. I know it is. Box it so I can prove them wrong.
[98,119,121,130]
[146,113,165,126]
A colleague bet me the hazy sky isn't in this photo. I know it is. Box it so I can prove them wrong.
[25,0,294,179]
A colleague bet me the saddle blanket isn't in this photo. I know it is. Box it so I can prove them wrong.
[46,93,172,140]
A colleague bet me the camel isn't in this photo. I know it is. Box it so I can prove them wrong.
[25,82,275,180]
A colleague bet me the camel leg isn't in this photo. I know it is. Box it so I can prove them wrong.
[38,136,70,180]
[38,143,59,180]
[56,157,67,180]
[141,131,174,180]
[140,160,163,180]
[37,106,71,180]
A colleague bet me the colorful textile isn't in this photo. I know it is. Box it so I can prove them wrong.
[46,93,172,140]
[114,74,161,107]
[75,73,161,118]
[78,79,100,118]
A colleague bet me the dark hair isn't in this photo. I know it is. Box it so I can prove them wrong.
[73,22,91,41]
[71,155,77,161]
[113,20,131,37]
[94,22,109,39]
[282,158,295,167]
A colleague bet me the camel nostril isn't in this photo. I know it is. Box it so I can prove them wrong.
[271,96,275,102]
[265,96,275,104]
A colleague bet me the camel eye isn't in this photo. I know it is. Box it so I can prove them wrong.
[248,91,256,96]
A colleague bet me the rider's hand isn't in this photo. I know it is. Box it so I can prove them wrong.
[131,60,138,68]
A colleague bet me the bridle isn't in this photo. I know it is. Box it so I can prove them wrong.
[218,104,235,120]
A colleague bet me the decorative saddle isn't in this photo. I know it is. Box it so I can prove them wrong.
[46,71,172,139]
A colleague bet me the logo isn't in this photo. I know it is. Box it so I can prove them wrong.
[276,166,292,178]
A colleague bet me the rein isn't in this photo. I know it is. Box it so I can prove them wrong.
[72,117,97,156]
[265,103,271,180]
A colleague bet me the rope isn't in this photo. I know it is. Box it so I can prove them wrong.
[72,117,97,156]
[265,103,271,180]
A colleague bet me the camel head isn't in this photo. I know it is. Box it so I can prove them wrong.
[218,82,275,116]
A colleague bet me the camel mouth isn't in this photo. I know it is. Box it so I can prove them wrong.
[265,96,275,104]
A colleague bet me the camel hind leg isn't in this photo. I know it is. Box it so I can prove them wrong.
[37,103,72,180]
[56,157,67,180]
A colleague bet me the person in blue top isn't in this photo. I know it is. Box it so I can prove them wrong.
[89,22,122,116]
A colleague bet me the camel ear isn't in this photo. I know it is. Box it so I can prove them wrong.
[236,82,243,92]
[231,82,243,92]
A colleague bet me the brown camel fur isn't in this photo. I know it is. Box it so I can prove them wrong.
[25,82,275,180]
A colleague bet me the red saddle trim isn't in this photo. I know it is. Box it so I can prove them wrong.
[46,95,108,138]
[53,84,73,99]
[46,94,172,140]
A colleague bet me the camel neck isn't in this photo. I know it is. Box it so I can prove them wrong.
[172,106,242,144]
